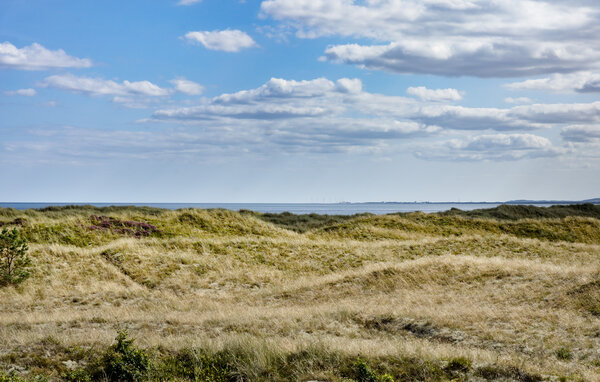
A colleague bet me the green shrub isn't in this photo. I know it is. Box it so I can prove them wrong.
[354,359,378,382]
[0,228,31,286]
[0,373,25,382]
[556,347,573,360]
[98,331,149,381]
[62,368,92,382]
[352,359,394,382]
[445,357,471,373]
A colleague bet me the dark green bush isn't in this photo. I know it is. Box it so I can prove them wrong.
[0,228,31,286]
[556,347,573,360]
[445,357,471,373]
[352,359,394,382]
[62,368,92,382]
[98,331,149,381]
[354,359,378,382]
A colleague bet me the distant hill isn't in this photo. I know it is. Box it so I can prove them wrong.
[505,198,600,205]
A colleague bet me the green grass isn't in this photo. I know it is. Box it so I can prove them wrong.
[1,334,545,382]
[442,203,600,220]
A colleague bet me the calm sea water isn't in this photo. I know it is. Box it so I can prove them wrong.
[0,202,569,215]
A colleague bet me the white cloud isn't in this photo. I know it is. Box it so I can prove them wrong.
[171,78,204,95]
[505,97,532,104]
[323,40,595,78]
[177,0,201,5]
[407,86,462,102]
[415,133,562,161]
[144,76,600,158]
[0,41,92,70]
[561,125,600,142]
[42,74,170,97]
[184,30,257,52]
[153,77,600,132]
[153,77,406,121]
[336,78,362,94]
[261,0,600,77]
[509,102,600,124]
[150,77,442,152]
[413,105,540,131]
[505,72,600,93]
[4,88,36,96]
[41,74,171,109]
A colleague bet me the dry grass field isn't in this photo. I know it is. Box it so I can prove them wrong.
[1,205,600,381]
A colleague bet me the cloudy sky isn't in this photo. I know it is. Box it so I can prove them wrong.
[1,0,599,202]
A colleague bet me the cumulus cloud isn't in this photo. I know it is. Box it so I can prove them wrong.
[407,86,462,102]
[561,125,600,142]
[171,78,204,95]
[0,41,92,70]
[509,102,600,124]
[41,74,171,109]
[153,77,407,122]
[505,72,600,93]
[415,134,562,161]
[323,41,595,78]
[144,76,600,158]
[153,77,600,131]
[149,77,444,152]
[261,0,600,77]
[42,74,170,97]
[336,78,362,94]
[184,30,257,52]
[4,88,36,96]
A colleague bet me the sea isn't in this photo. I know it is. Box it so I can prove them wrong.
[0,202,580,215]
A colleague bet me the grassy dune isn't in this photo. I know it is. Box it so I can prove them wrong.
[1,205,600,381]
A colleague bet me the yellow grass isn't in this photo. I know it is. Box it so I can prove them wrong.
[1,207,599,380]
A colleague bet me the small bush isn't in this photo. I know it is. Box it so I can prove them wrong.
[62,368,92,382]
[0,228,31,286]
[352,359,394,382]
[355,359,378,382]
[0,373,25,382]
[556,347,573,360]
[98,330,149,381]
[445,357,471,373]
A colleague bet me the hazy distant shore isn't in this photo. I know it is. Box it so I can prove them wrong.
[1,199,599,215]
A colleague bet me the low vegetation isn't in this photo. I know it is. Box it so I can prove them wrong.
[0,204,599,381]
[0,228,31,286]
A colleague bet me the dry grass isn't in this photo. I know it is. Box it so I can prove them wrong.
[1,206,599,381]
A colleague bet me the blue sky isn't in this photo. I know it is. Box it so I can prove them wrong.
[1,0,599,202]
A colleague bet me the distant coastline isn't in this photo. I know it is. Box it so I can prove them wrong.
[1,199,598,215]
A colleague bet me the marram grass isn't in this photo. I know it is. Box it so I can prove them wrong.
[0,205,599,381]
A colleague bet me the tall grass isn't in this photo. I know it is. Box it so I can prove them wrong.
[0,205,599,380]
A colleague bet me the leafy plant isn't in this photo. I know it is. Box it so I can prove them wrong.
[354,359,378,382]
[0,228,31,286]
[99,330,149,381]
[445,357,471,373]
[352,359,394,382]
[556,347,573,360]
